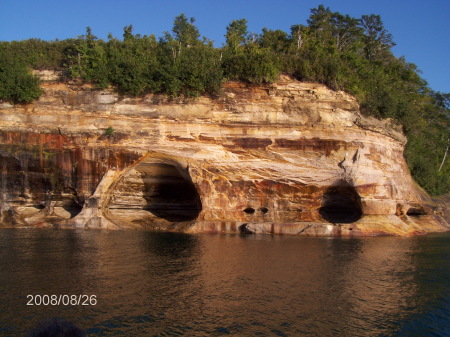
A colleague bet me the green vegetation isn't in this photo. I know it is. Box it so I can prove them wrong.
[0,6,448,195]
[104,126,115,136]
[0,43,42,103]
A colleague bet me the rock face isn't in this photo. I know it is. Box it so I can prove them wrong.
[0,74,448,235]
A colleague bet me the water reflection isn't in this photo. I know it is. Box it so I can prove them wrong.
[195,236,416,336]
[0,229,448,336]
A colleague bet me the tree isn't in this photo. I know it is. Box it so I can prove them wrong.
[225,19,248,51]
[290,24,308,51]
[258,28,290,53]
[64,27,109,85]
[331,13,362,52]
[107,28,160,95]
[172,14,200,48]
[222,19,280,84]
[307,5,362,52]
[360,14,395,61]
[0,46,42,103]
[307,5,333,33]
[123,24,134,41]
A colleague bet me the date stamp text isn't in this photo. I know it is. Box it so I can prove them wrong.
[26,294,97,306]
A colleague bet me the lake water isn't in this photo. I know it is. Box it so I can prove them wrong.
[0,228,449,336]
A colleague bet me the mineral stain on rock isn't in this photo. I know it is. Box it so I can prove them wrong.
[0,75,448,235]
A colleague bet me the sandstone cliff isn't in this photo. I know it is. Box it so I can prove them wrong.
[0,73,448,235]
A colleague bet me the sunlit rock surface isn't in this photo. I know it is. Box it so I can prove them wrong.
[0,74,448,235]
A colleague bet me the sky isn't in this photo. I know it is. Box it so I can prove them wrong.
[1,0,449,93]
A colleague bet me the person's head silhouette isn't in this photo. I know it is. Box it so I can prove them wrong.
[27,317,86,337]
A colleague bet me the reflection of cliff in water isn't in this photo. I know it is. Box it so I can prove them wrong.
[198,235,420,336]
[1,229,448,336]
[144,231,200,260]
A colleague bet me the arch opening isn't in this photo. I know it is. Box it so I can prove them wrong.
[141,163,202,221]
[109,161,202,224]
[319,180,362,224]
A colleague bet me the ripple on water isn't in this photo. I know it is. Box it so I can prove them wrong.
[0,229,448,336]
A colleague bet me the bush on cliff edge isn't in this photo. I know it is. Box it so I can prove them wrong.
[0,44,42,103]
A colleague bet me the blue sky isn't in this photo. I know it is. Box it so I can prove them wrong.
[1,0,449,93]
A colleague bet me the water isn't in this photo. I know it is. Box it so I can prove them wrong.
[0,229,449,336]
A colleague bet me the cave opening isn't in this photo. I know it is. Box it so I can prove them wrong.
[406,207,426,216]
[319,180,362,223]
[243,207,255,214]
[63,202,83,218]
[140,163,202,222]
[260,207,269,214]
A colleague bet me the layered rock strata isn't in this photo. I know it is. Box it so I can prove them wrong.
[0,74,448,235]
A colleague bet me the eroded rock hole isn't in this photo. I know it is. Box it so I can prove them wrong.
[140,163,202,221]
[63,203,83,218]
[260,207,269,214]
[243,207,255,214]
[406,207,426,216]
[239,223,253,234]
[319,180,362,223]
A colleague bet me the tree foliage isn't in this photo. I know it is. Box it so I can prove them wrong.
[0,8,448,194]
[172,14,200,48]
[222,19,280,83]
[0,43,42,103]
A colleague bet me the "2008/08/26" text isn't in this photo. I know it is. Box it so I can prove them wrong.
[26,294,97,306]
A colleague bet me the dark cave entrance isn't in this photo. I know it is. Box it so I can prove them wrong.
[406,207,426,217]
[319,180,362,223]
[141,163,202,222]
[62,201,83,218]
